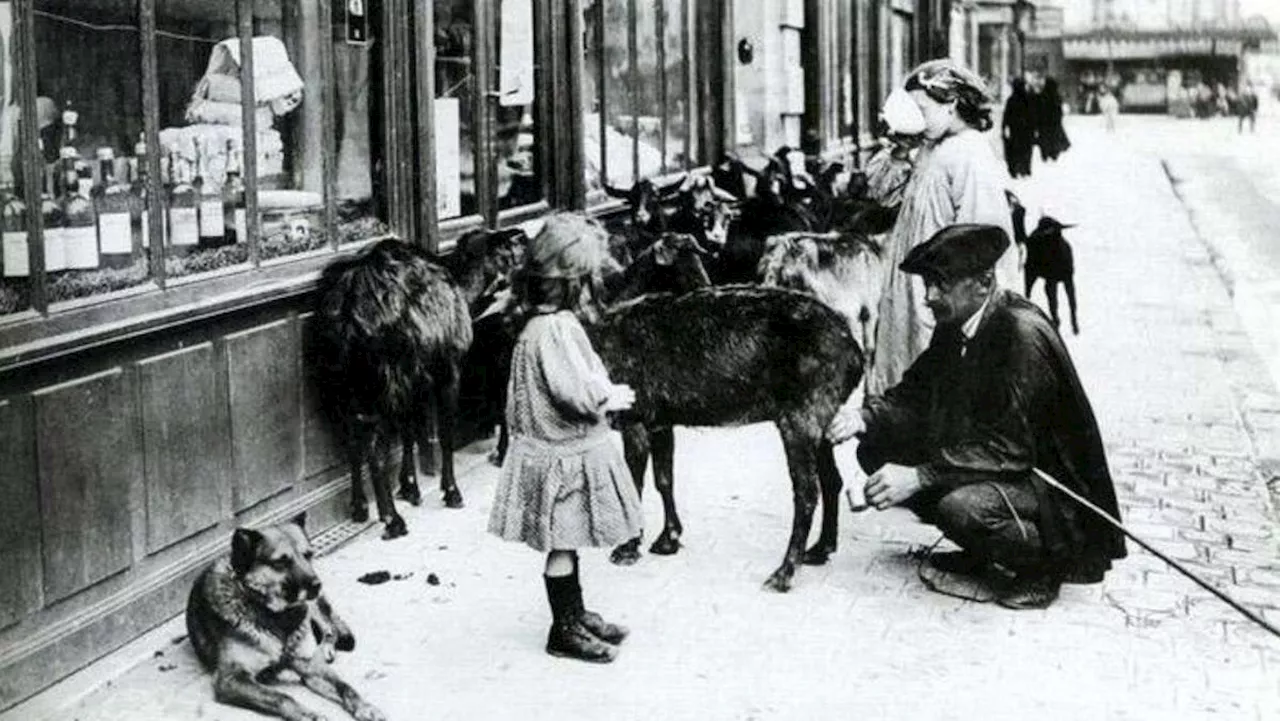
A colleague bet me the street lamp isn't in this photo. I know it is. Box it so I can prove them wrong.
[1012,0,1036,78]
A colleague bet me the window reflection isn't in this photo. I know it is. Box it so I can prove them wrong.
[582,0,700,194]
[493,0,542,211]
[434,0,477,219]
[1,2,31,314]
[334,0,389,243]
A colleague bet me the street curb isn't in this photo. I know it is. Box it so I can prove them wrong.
[1160,158,1280,520]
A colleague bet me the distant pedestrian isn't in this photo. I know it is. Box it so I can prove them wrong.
[1035,77,1071,162]
[1001,77,1036,178]
[488,212,641,664]
[828,223,1127,610]
[864,58,1023,397]
[1098,86,1120,132]
[1236,82,1259,133]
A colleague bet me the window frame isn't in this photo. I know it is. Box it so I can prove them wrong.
[0,0,412,366]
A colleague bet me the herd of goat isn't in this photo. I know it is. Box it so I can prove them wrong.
[308,146,1061,592]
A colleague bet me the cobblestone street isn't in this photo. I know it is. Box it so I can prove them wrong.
[11,115,1280,721]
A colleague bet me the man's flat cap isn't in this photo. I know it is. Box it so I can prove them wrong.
[899,223,1010,281]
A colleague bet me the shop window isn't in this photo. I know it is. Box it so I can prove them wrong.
[582,0,702,194]
[856,0,874,140]
[493,0,543,212]
[434,0,477,220]
[1,3,31,314]
[333,0,389,243]
[0,0,396,320]
[3,1,155,307]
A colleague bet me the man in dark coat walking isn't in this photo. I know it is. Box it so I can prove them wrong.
[829,223,1125,609]
[1001,78,1036,178]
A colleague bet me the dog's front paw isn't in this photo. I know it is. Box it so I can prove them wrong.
[353,702,388,721]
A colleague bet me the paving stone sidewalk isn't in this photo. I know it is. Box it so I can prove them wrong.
[9,116,1280,721]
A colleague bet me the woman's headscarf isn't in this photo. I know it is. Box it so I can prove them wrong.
[903,59,994,131]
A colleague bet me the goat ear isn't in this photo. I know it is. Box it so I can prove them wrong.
[603,183,631,200]
[659,174,687,196]
[711,186,739,203]
[230,528,264,575]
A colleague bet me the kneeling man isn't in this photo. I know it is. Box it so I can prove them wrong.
[830,223,1125,609]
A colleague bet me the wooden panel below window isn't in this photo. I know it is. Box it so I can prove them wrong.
[138,343,228,554]
[34,370,138,603]
[0,397,42,629]
[298,312,342,477]
[226,319,302,511]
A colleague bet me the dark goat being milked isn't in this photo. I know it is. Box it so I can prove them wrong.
[311,232,518,538]
[590,286,864,592]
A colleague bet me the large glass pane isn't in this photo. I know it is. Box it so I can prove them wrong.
[1,2,31,315]
[334,0,389,242]
[253,0,330,258]
[856,0,873,138]
[25,0,151,302]
[434,0,478,219]
[155,0,246,277]
[493,0,543,211]
[581,0,605,191]
[661,0,690,171]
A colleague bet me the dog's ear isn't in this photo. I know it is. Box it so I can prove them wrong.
[290,512,308,532]
[230,528,264,575]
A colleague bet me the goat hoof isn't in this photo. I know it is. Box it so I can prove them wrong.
[762,571,793,593]
[351,504,370,524]
[442,489,464,509]
[648,534,681,556]
[487,450,504,467]
[398,485,422,507]
[381,517,409,540]
[610,540,642,566]
[802,545,833,566]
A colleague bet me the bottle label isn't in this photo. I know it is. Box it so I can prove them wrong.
[65,225,99,269]
[200,199,225,237]
[140,210,149,249]
[43,228,67,271]
[169,207,199,247]
[98,212,132,254]
[234,208,246,244]
[3,231,29,277]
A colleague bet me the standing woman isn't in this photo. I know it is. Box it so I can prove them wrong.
[1036,76,1072,163]
[1001,77,1037,178]
[865,59,1022,397]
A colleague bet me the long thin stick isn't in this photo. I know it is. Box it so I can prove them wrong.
[1032,468,1280,639]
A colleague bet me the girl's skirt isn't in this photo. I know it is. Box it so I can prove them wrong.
[488,431,643,552]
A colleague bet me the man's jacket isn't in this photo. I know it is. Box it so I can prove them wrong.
[858,290,1127,581]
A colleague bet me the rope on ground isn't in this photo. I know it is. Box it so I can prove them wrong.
[1032,467,1280,640]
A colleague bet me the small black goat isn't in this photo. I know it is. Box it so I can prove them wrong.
[1024,216,1079,335]
[590,286,864,592]
[311,230,521,538]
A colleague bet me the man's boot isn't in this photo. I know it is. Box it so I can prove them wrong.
[996,569,1062,610]
[544,575,617,663]
[569,569,629,645]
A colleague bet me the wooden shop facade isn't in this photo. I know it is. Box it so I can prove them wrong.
[0,0,949,709]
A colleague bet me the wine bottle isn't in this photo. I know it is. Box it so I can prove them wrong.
[41,143,67,273]
[222,140,247,245]
[1,174,28,278]
[194,138,226,248]
[96,148,134,269]
[63,160,98,270]
[130,133,156,251]
[166,152,199,256]
[60,100,79,156]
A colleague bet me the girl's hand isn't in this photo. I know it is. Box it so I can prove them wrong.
[603,384,636,412]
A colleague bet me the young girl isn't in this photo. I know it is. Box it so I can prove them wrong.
[487,212,642,664]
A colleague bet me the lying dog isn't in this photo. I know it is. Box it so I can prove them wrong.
[186,514,387,721]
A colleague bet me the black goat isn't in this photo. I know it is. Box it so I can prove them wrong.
[1025,216,1079,335]
[590,286,864,592]
[311,231,520,538]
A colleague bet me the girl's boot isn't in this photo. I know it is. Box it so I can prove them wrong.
[544,575,617,663]
[569,568,629,645]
